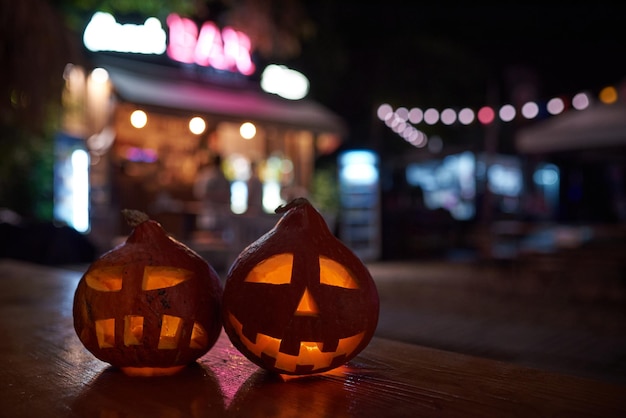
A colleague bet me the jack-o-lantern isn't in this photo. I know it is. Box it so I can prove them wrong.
[73,210,223,376]
[222,198,379,375]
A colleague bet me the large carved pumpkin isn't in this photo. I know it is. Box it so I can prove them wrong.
[222,198,379,375]
[73,210,223,376]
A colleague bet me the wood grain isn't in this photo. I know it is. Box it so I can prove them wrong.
[1,260,624,417]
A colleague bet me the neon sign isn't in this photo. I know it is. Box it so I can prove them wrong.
[166,14,255,75]
[83,12,166,54]
[82,12,255,76]
[261,64,309,100]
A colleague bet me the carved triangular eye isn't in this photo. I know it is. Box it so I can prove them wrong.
[244,253,293,284]
[319,256,358,289]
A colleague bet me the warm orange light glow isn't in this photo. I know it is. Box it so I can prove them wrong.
[85,266,124,291]
[244,254,358,289]
[190,322,209,349]
[244,253,293,284]
[121,365,186,377]
[279,364,349,381]
[240,122,256,139]
[315,133,341,155]
[130,109,148,128]
[599,86,618,104]
[95,318,116,348]
[295,288,319,316]
[142,266,192,290]
[124,315,144,346]
[319,256,358,289]
[158,315,183,349]
[90,67,109,84]
[189,116,206,135]
[229,313,365,373]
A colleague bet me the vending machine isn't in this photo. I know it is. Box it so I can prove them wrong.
[53,133,90,233]
[338,149,381,261]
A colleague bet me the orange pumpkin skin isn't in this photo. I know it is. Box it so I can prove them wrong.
[222,198,379,375]
[73,211,223,376]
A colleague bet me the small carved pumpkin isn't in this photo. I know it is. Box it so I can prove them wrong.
[73,210,223,376]
[222,198,379,375]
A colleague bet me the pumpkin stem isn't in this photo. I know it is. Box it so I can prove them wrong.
[121,209,151,227]
[275,197,309,214]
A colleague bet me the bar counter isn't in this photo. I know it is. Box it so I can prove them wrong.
[1,259,624,417]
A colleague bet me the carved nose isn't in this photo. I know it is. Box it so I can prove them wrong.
[295,288,319,316]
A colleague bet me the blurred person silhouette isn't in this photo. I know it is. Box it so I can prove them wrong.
[194,154,231,233]
[246,160,264,215]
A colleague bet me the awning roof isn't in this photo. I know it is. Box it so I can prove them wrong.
[104,64,348,136]
[515,102,626,154]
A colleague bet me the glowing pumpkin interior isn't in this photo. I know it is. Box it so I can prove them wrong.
[86,265,210,376]
[227,253,366,374]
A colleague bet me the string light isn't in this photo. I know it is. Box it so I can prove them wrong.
[477,106,495,124]
[521,102,539,119]
[546,97,565,115]
[599,86,618,104]
[378,85,622,149]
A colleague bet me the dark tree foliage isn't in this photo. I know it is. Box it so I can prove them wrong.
[0,0,75,218]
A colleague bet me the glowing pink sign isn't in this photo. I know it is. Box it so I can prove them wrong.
[166,14,255,75]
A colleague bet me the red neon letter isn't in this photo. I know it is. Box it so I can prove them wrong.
[222,27,255,75]
[167,14,254,75]
[195,21,228,69]
[166,14,198,64]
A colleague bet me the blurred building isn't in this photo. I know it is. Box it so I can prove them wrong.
[376,89,626,261]
[57,11,346,254]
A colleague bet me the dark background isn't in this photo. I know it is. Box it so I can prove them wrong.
[293,1,626,149]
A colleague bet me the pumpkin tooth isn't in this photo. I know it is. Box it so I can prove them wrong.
[321,338,338,352]
[278,337,301,356]
[230,311,366,374]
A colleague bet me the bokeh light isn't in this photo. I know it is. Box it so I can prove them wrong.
[477,106,495,124]
[440,108,457,125]
[599,86,617,104]
[395,107,409,121]
[188,116,206,135]
[408,107,423,124]
[498,104,516,122]
[572,92,590,110]
[521,102,539,119]
[377,103,393,120]
[378,81,621,147]
[90,67,109,84]
[423,108,439,125]
[240,122,256,139]
[546,97,565,115]
[458,108,475,125]
[130,109,147,128]
[428,135,443,153]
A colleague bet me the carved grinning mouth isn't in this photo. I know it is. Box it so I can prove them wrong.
[228,313,364,373]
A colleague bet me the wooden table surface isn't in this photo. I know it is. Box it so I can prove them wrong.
[1,259,625,417]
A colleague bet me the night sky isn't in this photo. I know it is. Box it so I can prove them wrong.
[294,1,626,148]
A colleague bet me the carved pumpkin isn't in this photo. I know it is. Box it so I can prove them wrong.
[73,210,223,376]
[222,198,379,375]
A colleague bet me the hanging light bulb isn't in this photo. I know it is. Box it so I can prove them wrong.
[240,122,256,139]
